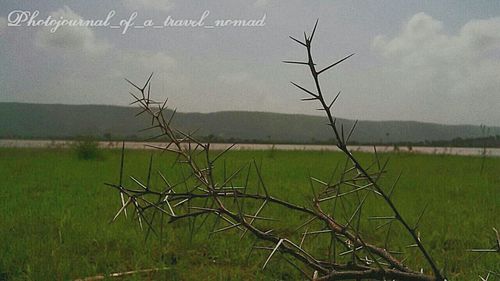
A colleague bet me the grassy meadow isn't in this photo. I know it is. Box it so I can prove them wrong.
[0,147,498,280]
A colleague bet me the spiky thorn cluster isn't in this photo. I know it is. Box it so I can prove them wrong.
[283,20,446,281]
[468,227,499,281]
[105,22,446,281]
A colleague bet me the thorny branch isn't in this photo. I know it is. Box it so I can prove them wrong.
[106,22,448,280]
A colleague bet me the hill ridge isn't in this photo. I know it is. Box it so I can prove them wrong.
[1,102,498,143]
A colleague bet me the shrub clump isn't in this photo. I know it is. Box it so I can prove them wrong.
[73,137,101,160]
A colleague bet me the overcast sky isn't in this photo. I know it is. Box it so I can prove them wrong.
[1,0,500,126]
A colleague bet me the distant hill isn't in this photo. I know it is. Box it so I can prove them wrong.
[1,102,499,144]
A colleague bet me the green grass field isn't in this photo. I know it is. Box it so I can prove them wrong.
[0,148,498,280]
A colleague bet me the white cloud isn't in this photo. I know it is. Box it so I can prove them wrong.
[373,13,500,67]
[371,12,500,124]
[123,0,174,12]
[35,6,109,55]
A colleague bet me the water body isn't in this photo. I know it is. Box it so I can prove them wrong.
[1,139,499,157]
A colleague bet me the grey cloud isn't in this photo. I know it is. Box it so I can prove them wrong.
[217,72,251,84]
[3,2,500,126]
[0,17,7,35]
[254,0,269,8]
[110,50,176,78]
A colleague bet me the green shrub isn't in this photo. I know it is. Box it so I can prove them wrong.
[73,137,101,160]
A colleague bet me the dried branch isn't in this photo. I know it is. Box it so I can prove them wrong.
[105,22,448,281]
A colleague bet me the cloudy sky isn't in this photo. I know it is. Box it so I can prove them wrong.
[1,0,500,126]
